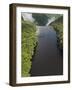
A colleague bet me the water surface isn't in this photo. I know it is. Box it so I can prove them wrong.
[30,26,63,76]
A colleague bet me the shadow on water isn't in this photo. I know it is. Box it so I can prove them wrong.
[30,26,63,77]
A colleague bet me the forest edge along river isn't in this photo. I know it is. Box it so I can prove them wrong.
[30,26,63,76]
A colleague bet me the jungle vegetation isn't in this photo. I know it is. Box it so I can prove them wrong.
[32,13,48,26]
[21,17,37,77]
[50,16,63,51]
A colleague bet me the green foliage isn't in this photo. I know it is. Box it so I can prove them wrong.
[32,14,48,26]
[21,18,37,77]
[47,14,62,19]
[50,16,63,51]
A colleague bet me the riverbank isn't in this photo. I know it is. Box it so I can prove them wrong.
[50,16,63,52]
[21,20,38,77]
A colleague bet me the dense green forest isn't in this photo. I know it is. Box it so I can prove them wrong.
[50,16,63,51]
[32,14,48,26]
[21,17,37,77]
[47,14,62,19]
[32,13,62,26]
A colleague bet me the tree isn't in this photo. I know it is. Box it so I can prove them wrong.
[32,14,48,26]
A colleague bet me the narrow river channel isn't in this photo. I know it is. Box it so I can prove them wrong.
[30,26,63,76]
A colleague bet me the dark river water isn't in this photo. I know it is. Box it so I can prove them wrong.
[30,26,63,76]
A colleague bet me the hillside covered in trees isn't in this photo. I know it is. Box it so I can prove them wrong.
[32,14,48,26]
[50,16,63,52]
[21,16,37,77]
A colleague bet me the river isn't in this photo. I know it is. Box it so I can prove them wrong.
[30,26,63,76]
